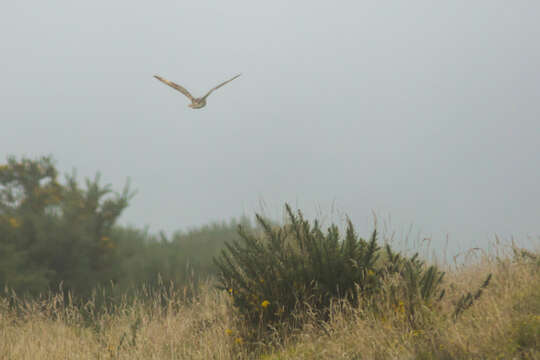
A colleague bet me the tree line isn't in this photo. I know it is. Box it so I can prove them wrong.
[0,155,248,300]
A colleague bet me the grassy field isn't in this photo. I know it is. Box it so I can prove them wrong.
[1,246,538,360]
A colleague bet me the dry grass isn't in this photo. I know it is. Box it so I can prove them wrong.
[1,247,538,360]
[263,251,539,360]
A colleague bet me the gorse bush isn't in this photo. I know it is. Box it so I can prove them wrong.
[377,245,446,328]
[0,155,249,303]
[0,155,132,297]
[452,273,491,321]
[214,204,447,335]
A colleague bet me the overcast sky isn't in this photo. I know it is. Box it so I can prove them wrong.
[2,1,539,255]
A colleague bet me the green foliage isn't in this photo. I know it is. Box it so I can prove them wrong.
[108,220,248,300]
[452,273,492,321]
[378,245,446,327]
[0,155,132,297]
[214,204,446,335]
[0,154,249,304]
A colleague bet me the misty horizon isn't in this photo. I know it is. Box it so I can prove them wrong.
[2,1,539,256]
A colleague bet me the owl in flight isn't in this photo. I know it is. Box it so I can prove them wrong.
[154,74,241,109]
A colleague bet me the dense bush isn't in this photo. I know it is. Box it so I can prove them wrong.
[0,155,132,297]
[214,204,447,335]
[0,155,247,302]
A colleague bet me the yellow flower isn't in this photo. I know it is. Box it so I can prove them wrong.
[367,269,375,276]
[101,236,110,242]
[228,288,233,294]
[261,300,270,308]
[225,329,233,335]
[235,337,243,345]
[8,217,20,228]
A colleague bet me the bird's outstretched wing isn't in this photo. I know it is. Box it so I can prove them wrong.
[154,75,194,101]
[201,74,241,100]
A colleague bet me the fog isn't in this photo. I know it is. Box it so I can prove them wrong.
[2,1,539,255]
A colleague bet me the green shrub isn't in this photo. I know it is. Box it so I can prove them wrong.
[0,155,132,297]
[377,245,446,328]
[452,273,492,321]
[214,204,446,336]
[0,155,250,304]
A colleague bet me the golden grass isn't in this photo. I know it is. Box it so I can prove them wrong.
[1,248,538,360]
[263,253,539,359]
